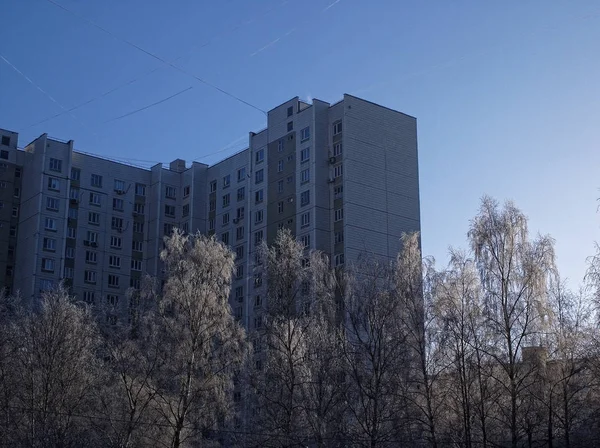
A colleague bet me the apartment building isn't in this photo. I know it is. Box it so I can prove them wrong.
[0,93,420,326]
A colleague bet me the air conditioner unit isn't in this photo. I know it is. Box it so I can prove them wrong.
[70,198,78,204]
[288,197,294,203]
[90,242,98,248]
[83,240,90,246]
[117,227,123,233]
[327,178,335,183]
[115,189,125,195]
[329,156,336,164]
[233,218,239,224]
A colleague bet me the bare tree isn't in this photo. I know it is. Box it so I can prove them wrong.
[469,196,556,448]
[12,286,101,447]
[251,229,342,447]
[151,230,248,448]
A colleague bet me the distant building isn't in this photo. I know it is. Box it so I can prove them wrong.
[0,93,420,326]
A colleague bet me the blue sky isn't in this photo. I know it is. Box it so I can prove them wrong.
[1,0,599,286]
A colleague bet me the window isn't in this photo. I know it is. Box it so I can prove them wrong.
[183,185,190,197]
[83,291,95,304]
[11,206,18,218]
[255,210,263,224]
[287,175,294,183]
[91,174,103,188]
[254,230,263,246]
[334,165,343,178]
[110,216,123,230]
[67,227,76,239]
[254,315,263,329]
[46,197,59,211]
[14,167,21,178]
[300,126,310,141]
[235,245,244,260]
[255,148,264,164]
[287,106,293,117]
[135,183,146,196]
[300,147,310,163]
[237,167,246,182]
[89,192,101,206]
[278,139,284,152]
[236,265,244,279]
[113,198,124,211]
[133,222,144,233]
[254,273,263,288]
[40,279,54,291]
[165,186,177,199]
[9,226,16,237]
[84,270,97,284]
[88,212,100,225]
[85,251,97,264]
[208,219,215,231]
[182,221,189,233]
[0,136,10,146]
[70,187,79,200]
[66,247,75,259]
[223,213,230,225]
[165,204,176,217]
[164,223,173,235]
[45,217,56,231]
[235,286,244,301]
[108,274,119,288]
[47,177,60,191]
[64,267,74,279]
[109,255,121,268]
[333,121,342,135]
[333,143,342,156]
[287,121,293,132]
[0,150,7,160]
[335,208,344,221]
[0,181,5,188]
[301,212,310,228]
[277,160,283,172]
[182,204,190,217]
[334,185,343,199]
[130,278,141,289]
[277,180,284,193]
[222,193,233,209]
[68,208,77,220]
[254,295,262,308]
[131,259,142,271]
[223,175,231,188]
[278,201,284,214]
[255,169,264,184]
[132,240,143,252]
[300,190,310,206]
[335,253,345,267]
[210,180,217,192]
[107,295,119,306]
[335,231,344,244]
[133,203,145,215]
[71,167,80,181]
[209,200,216,211]
[236,207,245,220]
[300,234,310,248]
[43,238,56,251]
[87,231,98,243]
[236,226,244,241]
[49,158,62,172]
[301,168,310,184]
[114,179,126,192]
[255,190,263,204]
[110,236,122,249]
[221,232,229,245]
[237,187,245,201]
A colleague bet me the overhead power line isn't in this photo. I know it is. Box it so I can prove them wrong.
[42,0,267,115]
[104,86,193,124]
[23,0,294,130]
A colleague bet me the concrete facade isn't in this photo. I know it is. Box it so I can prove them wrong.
[0,93,420,326]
